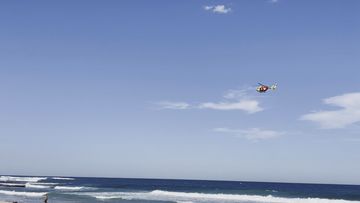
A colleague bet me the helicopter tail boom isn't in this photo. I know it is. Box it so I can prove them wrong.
[270,83,277,90]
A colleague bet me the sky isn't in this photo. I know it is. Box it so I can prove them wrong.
[0,0,360,185]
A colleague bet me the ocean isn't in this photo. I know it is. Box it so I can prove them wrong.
[0,175,359,203]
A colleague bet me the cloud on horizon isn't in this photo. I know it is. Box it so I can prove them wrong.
[300,92,360,129]
[204,5,231,14]
[214,127,284,141]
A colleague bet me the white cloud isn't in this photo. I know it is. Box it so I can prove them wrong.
[223,89,249,99]
[269,0,279,3]
[157,101,190,110]
[300,92,360,129]
[214,127,284,140]
[204,6,213,10]
[198,87,263,113]
[157,87,263,114]
[204,5,231,14]
[199,100,262,114]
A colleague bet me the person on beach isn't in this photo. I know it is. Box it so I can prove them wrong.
[44,194,48,203]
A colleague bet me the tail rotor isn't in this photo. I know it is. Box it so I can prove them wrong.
[270,83,277,90]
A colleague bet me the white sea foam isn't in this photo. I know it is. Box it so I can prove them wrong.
[0,176,47,182]
[25,183,51,189]
[52,177,75,180]
[266,189,279,193]
[0,183,25,187]
[78,190,360,203]
[0,190,46,197]
[31,182,59,185]
[54,186,91,191]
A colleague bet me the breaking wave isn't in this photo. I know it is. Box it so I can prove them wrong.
[0,176,47,182]
[0,183,25,187]
[52,177,75,180]
[78,190,360,203]
[54,186,92,191]
[31,182,59,185]
[0,190,46,197]
[25,183,51,189]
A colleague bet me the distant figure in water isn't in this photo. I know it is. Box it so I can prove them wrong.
[44,194,48,203]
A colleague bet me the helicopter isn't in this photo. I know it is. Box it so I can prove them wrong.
[256,83,277,93]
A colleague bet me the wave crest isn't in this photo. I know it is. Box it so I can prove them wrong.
[54,186,92,191]
[0,190,46,197]
[52,177,75,180]
[25,183,51,189]
[78,190,360,203]
[0,183,25,187]
[0,176,47,183]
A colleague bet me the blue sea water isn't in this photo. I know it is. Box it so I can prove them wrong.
[0,176,360,203]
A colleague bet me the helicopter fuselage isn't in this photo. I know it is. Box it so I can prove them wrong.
[256,85,269,93]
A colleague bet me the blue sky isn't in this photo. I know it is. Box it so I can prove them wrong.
[0,0,360,184]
